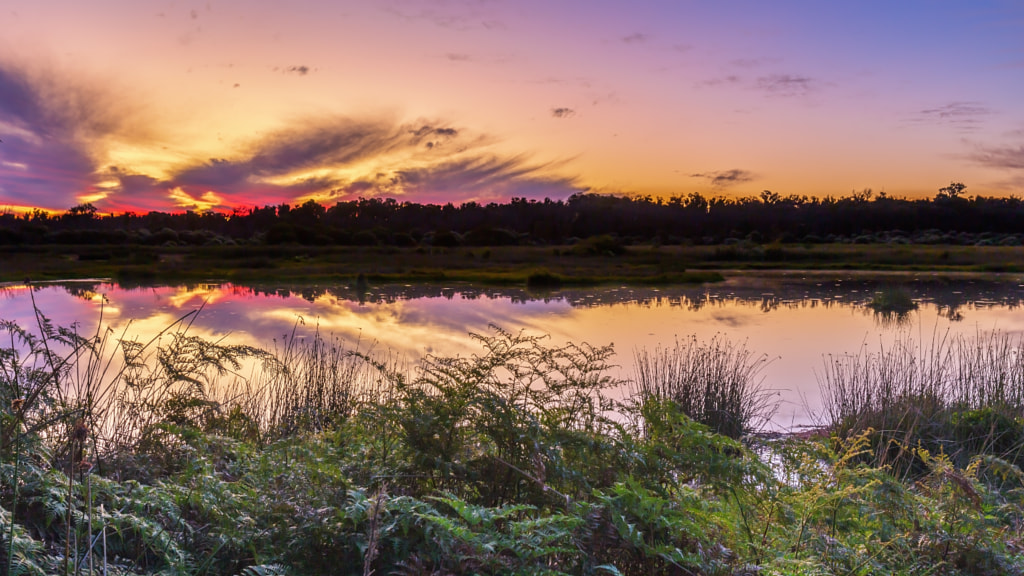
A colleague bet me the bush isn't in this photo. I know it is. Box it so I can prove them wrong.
[572,234,626,256]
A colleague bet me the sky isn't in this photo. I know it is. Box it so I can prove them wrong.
[1,0,1023,213]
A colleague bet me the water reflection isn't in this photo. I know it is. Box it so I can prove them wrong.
[3,272,1024,428]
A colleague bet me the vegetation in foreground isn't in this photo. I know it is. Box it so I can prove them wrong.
[0,306,1022,575]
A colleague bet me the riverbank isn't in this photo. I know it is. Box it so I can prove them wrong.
[4,242,1024,285]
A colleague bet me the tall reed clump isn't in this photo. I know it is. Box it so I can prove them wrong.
[820,329,1024,472]
[236,323,377,440]
[632,334,777,437]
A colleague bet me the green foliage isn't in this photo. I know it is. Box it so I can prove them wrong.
[1,311,1024,574]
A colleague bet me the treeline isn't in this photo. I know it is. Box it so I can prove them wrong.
[4,183,1024,247]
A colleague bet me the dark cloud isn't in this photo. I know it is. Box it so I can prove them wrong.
[622,32,649,44]
[384,155,580,204]
[446,53,471,62]
[755,74,816,97]
[551,108,575,119]
[249,119,406,172]
[285,65,311,75]
[970,145,1024,170]
[0,63,143,208]
[691,169,755,188]
[410,125,458,138]
[409,125,459,151]
[108,119,576,208]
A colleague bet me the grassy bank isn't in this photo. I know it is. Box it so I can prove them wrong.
[0,310,1022,575]
[6,243,1024,285]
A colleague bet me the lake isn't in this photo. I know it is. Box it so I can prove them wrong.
[4,270,1024,429]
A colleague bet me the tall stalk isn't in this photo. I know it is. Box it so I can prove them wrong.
[6,399,23,576]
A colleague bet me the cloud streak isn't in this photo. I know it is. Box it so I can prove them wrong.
[970,144,1024,170]
[755,74,816,97]
[690,169,755,188]
[914,101,992,132]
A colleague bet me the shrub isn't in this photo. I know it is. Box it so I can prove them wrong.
[572,235,626,256]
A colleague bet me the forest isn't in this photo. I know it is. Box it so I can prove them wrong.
[3,183,1023,248]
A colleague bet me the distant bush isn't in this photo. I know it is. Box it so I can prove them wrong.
[351,230,379,246]
[431,230,462,247]
[572,234,625,255]
[463,227,521,246]
[525,269,563,288]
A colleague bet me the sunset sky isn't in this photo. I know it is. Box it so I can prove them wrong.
[1,0,1023,213]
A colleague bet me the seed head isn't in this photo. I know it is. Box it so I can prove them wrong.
[72,418,89,442]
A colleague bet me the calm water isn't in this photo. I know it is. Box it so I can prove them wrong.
[3,271,1024,429]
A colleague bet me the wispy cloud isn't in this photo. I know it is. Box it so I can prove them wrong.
[914,101,992,132]
[621,32,649,44]
[382,0,504,32]
[690,169,755,188]
[359,155,581,204]
[701,71,821,98]
[730,58,778,69]
[702,75,742,88]
[970,144,1024,170]
[755,74,816,97]
[551,107,575,118]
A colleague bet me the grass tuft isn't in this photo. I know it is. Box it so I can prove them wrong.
[632,334,778,438]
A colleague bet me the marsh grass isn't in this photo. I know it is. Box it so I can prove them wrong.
[232,324,401,440]
[820,328,1024,472]
[632,334,778,437]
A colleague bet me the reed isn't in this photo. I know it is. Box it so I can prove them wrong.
[819,328,1024,471]
[632,334,777,437]
[230,324,398,440]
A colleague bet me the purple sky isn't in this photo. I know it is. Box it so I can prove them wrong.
[1,0,1023,212]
